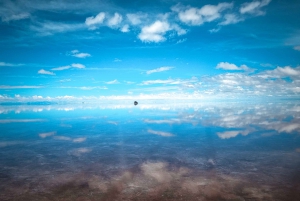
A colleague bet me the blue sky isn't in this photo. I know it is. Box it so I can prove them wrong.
[0,0,300,101]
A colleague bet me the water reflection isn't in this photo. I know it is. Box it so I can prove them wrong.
[0,101,299,200]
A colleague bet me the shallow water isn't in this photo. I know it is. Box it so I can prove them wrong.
[0,101,300,200]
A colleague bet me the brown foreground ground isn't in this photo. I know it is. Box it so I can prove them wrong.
[1,161,299,201]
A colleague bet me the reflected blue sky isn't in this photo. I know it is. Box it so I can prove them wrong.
[0,101,299,200]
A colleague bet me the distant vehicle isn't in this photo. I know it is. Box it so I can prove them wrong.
[134,101,138,106]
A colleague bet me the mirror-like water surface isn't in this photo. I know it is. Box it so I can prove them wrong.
[0,101,300,200]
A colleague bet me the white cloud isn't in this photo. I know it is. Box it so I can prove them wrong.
[31,21,85,35]
[69,49,91,58]
[52,63,85,71]
[147,129,174,137]
[216,62,240,70]
[146,66,174,74]
[176,38,187,44]
[51,65,71,71]
[106,79,120,84]
[0,62,22,67]
[172,3,233,26]
[209,27,221,33]
[216,62,251,71]
[240,0,271,15]
[71,63,85,68]
[85,12,105,30]
[259,66,300,78]
[73,137,86,143]
[107,13,122,27]
[79,86,107,90]
[39,131,56,138]
[219,14,243,25]
[294,46,300,51]
[38,69,55,75]
[0,85,43,89]
[217,130,251,139]
[141,78,198,86]
[138,20,171,42]
[0,119,46,123]
[127,13,144,25]
[72,52,91,58]
[121,24,129,32]
[114,58,122,62]
[2,12,30,22]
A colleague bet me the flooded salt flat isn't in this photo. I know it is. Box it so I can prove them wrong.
[0,101,300,200]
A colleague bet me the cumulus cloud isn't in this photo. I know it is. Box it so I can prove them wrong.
[107,13,122,27]
[147,129,174,137]
[38,69,55,75]
[240,0,271,15]
[127,13,144,25]
[216,62,252,71]
[121,24,129,32]
[259,66,300,78]
[138,20,171,42]
[172,3,233,26]
[85,12,105,30]
[146,66,174,74]
[70,50,91,58]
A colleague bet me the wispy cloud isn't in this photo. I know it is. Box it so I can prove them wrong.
[69,50,91,58]
[60,86,107,90]
[114,58,122,62]
[38,69,55,75]
[106,79,120,84]
[294,46,300,51]
[51,63,85,71]
[141,78,197,85]
[71,63,85,68]
[0,85,43,89]
[31,21,85,35]
[0,62,23,67]
[146,66,174,74]
[240,0,271,15]
[39,131,56,138]
[1,12,30,22]
[51,65,71,71]
[0,119,46,123]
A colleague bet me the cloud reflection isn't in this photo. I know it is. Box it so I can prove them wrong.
[147,129,174,137]
[39,131,56,138]
[217,130,251,139]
